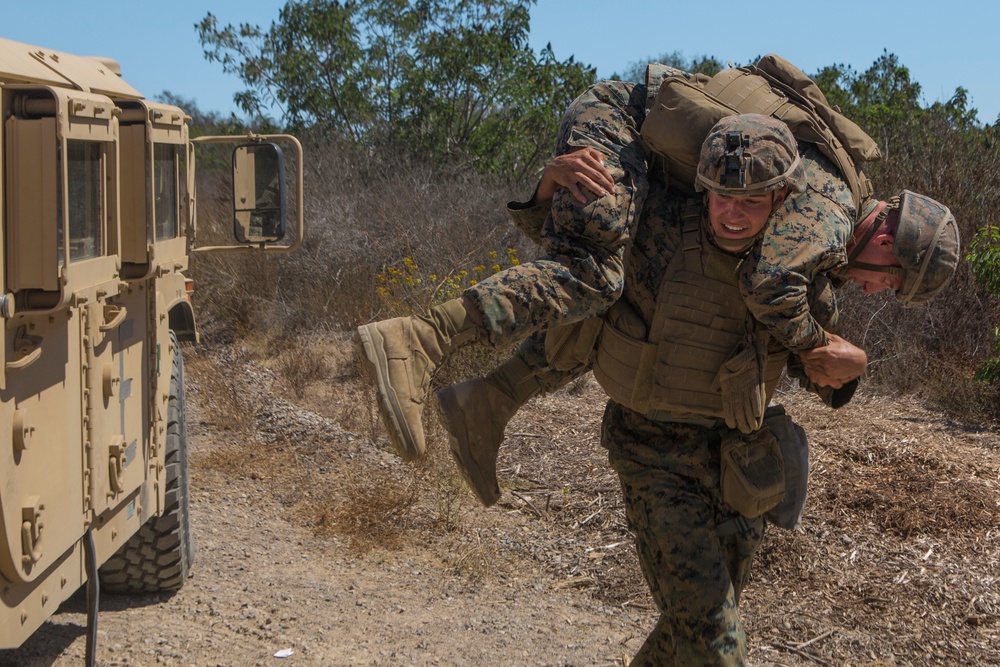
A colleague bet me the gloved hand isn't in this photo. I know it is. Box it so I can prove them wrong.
[715,341,766,434]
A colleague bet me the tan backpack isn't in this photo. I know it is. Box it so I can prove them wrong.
[641,54,881,209]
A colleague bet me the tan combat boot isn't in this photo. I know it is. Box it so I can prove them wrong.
[356,299,480,461]
[435,356,542,506]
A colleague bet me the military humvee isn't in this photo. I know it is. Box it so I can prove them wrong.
[0,37,302,655]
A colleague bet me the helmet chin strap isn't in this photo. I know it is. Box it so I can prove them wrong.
[846,261,905,276]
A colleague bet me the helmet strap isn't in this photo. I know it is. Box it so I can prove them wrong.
[847,262,904,275]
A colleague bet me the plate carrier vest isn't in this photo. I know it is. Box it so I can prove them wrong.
[592,202,789,424]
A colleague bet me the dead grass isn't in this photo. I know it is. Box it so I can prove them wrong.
[803,400,998,537]
[308,464,420,550]
[747,388,1000,666]
[450,529,501,582]
[184,345,263,440]
[276,345,331,399]
[187,335,485,555]
[189,136,537,341]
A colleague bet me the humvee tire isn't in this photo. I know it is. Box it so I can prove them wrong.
[99,332,194,593]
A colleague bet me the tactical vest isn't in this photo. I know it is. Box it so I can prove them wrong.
[641,54,881,210]
[592,203,789,423]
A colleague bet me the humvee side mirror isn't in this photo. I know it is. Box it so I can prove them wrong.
[190,132,302,254]
[232,143,286,244]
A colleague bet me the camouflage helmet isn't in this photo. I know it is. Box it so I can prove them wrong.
[695,114,807,196]
[893,191,960,305]
[850,192,960,306]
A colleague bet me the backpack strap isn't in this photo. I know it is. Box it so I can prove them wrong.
[743,55,880,208]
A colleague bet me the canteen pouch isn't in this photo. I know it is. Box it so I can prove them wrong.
[719,423,785,518]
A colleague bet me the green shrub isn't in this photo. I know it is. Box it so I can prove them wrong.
[967,226,1000,384]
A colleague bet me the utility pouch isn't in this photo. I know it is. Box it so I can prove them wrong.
[761,405,810,530]
[592,300,655,413]
[719,425,785,518]
[544,316,604,371]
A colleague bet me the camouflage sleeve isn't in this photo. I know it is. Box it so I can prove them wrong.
[506,78,648,250]
[783,274,860,408]
[507,190,549,247]
[741,245,841,353]
[741,188,853,353]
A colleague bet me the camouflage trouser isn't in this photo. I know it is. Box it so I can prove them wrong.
[507,330,588,393]
[602,402,765,667]
[464,80,649,347]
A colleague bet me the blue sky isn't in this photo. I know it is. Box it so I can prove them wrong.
[5,0,998,124]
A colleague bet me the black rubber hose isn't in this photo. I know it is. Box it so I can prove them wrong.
[84,528,99,667]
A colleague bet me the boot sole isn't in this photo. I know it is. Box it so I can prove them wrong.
[356,323,424,461]
[436,386,501,507]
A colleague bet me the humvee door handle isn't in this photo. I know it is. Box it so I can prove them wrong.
[100,305,128,332]
[6,347,41,370]
[7,326,42,370]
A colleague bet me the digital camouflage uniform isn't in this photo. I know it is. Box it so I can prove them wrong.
[743,143,854,352]
[601,179,807,667]
[491,101,857,666]
[605,409,763,667]
[500,138,855,403]
[506,139,855,358]
[462,80,650,346]
[521,173,836,665]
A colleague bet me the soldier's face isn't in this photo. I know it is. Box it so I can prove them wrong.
[707,190,779,245]
[842,235,904,294]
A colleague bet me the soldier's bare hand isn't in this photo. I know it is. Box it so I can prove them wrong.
[799,332,867,388]
[536,147,615,204]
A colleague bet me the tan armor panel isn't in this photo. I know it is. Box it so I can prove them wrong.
[0,36,303,650]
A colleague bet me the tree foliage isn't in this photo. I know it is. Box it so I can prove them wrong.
[614,50,723,84]
[967,226,1000,384]
[197,7,1000,404]
[156,91,280,137]
[811,51,928,159]
[197,0,595,178]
